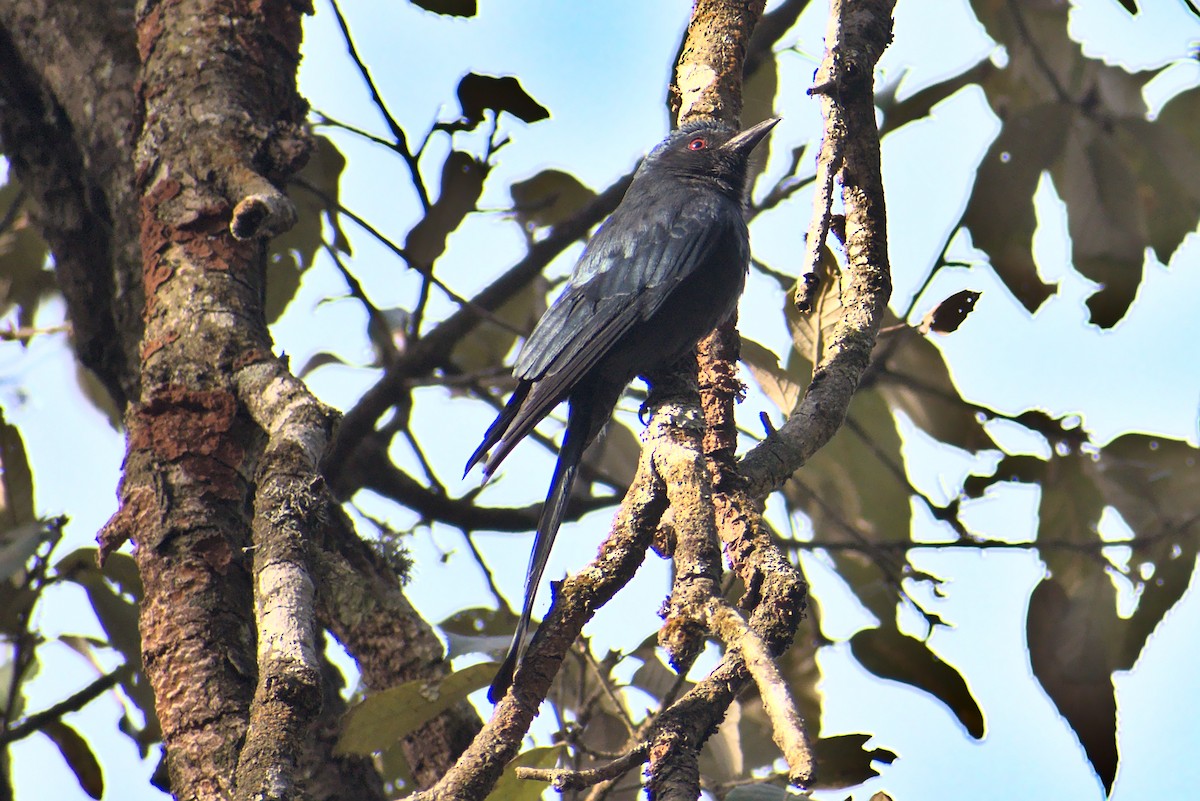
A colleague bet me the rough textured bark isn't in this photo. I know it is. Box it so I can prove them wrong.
[739,0,896,493]
[0,0,143,407]
[101,1,314,796]
[2,0,482,796]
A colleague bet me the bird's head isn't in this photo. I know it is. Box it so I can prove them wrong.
[643,117,780,199]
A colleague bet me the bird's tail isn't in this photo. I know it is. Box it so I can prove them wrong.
[488,399,591,702]
[464,383,531,479]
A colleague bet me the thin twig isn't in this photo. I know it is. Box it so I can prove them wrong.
[0,667,130,745]
[515,745,650,792]
[326,0,430,209]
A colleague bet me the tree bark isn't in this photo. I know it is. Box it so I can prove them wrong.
[1,1,477,797]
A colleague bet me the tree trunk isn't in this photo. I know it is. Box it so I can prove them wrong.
[0,1,478,798]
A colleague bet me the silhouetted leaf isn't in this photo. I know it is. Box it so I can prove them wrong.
[337,662,494,755]
[813,734,897,789]
[43,720,104,799]
[0,583,36,636]
[53,548,159,750]
[961,102,1066,316]
[699,699,743,784]
[271,134,348,322]
[0,522,54,585]
[1089,436,1200,666]
[1023,435,1200,792]
[0,180,55,328]
[439,607,517,660]
[1027,576,1118,792]
[742,46,779,192]
[850,624,984,738]
[405,151,486,267]
[918,289,981,335]
[783,388,911,621]
[448,276,546,377]
[630,647,689,700]
[0,409,35,528]
[297,351,350,379]
[583,417,640,489]
[745,640,896,789]
[961,0,1200,327]
[437,73,549,134]
[876,333,992,453]
[510,169,597,233]
[411,0,475,16]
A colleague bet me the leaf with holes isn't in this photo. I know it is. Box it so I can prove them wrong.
[918,289,981,335]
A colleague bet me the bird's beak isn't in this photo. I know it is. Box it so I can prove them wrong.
[721,117,781,155]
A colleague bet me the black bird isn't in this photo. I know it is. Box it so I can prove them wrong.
[467,117,779,702]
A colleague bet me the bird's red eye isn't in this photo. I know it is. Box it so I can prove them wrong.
[688,137,707,151]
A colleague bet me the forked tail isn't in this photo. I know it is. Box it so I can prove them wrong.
[488,400,591,702]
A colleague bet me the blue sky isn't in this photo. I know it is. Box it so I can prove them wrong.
[4,1,1200,799]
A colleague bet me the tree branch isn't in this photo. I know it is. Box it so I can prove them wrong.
[0,668,130,746]
[739,0,897,497]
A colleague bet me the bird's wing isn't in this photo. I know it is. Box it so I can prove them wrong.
[474,192,736,476]
[515,193,726,387]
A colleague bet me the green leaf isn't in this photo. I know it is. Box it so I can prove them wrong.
[485,746,564,801]
[337,662,495,755]
[741,338,803,415]
[43,720,104,799]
